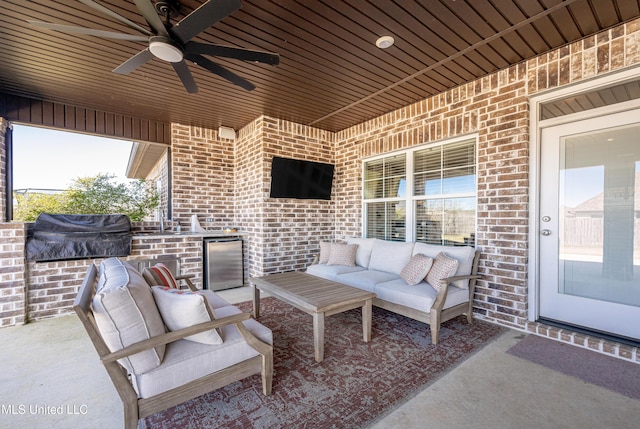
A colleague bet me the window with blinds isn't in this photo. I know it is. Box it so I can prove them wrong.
[363,154,406,241]
[363,138,476,245]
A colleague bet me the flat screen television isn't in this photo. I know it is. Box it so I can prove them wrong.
[269,156,335,200]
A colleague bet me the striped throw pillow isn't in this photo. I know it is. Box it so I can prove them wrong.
[142,263,179,289]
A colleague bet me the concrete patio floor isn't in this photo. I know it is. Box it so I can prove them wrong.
[1,286,639,429]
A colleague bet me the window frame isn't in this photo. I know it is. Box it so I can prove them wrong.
[362,134,478,244]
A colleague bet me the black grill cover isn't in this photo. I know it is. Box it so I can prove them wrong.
[26,213,132,262]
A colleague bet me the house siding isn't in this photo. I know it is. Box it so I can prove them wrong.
[0,19,639,361]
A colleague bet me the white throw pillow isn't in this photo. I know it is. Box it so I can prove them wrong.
[151,287,223,345]
[400,254,434,285]
[426,252,459,292]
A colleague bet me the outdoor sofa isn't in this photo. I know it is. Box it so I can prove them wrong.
[306,238,480,344]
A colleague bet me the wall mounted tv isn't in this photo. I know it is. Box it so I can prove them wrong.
[269,156,335,200]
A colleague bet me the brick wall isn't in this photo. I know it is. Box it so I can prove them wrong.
[23,235,204,322]
[145,148,168,222]
[235,116,335,277]
[171,124,236,229]
[0,223,26,327]
[333,20,640,339]
[235,116,266,278]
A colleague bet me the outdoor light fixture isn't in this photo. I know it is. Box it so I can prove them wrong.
[148,36,184,62]
[375,35,395,49]
[218,126,236,140]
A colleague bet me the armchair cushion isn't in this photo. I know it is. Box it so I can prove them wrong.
[92,259,166,374]
[143,263,179,289]
[151,287,223,345]
[133,305,273,399]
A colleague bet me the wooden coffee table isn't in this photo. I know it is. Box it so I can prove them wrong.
[250,271,376,362]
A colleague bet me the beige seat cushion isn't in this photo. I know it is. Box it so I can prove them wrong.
[133,305,273,399]
[93,258,166,374]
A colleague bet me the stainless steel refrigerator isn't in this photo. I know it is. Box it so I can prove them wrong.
[203,237,244,290]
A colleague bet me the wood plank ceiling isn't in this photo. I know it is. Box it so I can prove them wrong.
[1,0,640,133]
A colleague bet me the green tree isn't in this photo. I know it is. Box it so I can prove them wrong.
[13,192,67,222]
[13,173,159,222]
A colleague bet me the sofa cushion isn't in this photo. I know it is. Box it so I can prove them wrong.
[400,254,434,285]
[306,263,366,281]
[368,239,415,275]
[426,252,459,292]
[133,305,273,399]
[92,258,166,375]
[142,263,179,289]
[374,279,469,312]
[151,286,223,345]
[327,243,358,266]
[413,243,476,289]
[345,237,376,268]
[335,269,399,292]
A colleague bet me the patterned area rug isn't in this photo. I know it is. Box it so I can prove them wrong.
[140,298,506,429]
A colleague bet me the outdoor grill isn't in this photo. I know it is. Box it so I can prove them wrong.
[25,213,132,262]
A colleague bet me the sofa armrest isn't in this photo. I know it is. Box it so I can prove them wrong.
[309,254,319,266]
[439,274,481,285]
[430,274,481,312]
[100,312,252,364]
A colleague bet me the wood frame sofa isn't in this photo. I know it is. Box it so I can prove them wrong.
[74,258,273,429]
[307,238,481,344]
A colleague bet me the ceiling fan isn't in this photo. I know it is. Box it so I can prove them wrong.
[29,0,280,93]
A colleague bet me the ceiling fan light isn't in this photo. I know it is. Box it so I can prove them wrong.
[149,37,183,62]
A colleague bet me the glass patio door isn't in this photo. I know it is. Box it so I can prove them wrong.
[539,109,640,340]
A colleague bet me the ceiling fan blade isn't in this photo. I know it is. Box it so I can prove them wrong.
[134,0,169,36]
[78,0,151,36]
[28,21,148,42]
[113,48,154,74]
[172,61,198,93]
[171,0,242,44]
[185,41,280,65]
[185,53,255,91]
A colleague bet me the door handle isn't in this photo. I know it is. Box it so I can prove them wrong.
[541,229,552,236]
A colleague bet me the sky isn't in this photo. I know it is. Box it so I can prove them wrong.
[12,124,135,190]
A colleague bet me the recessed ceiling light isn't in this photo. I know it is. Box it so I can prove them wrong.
[375,35,395,49]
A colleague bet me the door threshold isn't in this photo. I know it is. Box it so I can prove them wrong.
[538,318,640,348]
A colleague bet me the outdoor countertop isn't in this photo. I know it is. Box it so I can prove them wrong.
[132,231,246,238]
